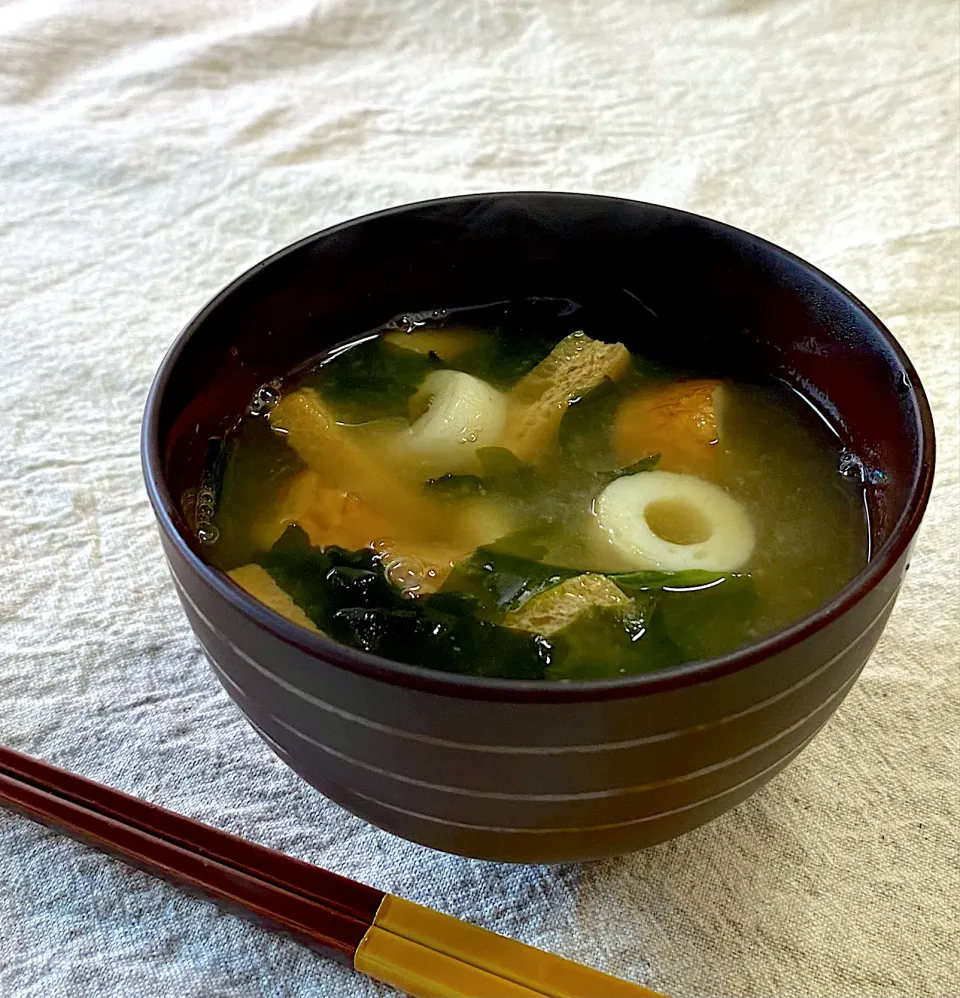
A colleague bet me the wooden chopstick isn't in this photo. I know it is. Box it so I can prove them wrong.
[0,746,383,925]
[0,760,549,996]
[0,747,663,997]
[0,765,367,965]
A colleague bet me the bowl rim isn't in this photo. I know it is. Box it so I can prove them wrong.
[141,191,936,704]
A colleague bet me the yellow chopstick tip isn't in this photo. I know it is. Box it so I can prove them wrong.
[357,893,666,998]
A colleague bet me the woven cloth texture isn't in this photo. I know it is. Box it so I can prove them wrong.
[1,1,958,995]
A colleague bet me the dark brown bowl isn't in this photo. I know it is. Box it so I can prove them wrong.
[142,193,934,863]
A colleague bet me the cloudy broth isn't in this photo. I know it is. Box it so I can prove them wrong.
[198,299,867,681]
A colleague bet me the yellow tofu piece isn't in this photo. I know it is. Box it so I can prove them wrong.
[376,499,514,594]
[614,380,725,480]
[382,327,489,362]
[268,389,436,535]
[228,563,322,633]
[251,470,395,553]
[499,332,631,463]
[504,573,634,636]
[269,389,381,492]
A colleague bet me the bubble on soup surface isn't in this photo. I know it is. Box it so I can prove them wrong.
[197,525,220,545]
[838,449,865,482]
[248,385,280,417]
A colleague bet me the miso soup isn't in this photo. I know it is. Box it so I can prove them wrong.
[197,299,868,681]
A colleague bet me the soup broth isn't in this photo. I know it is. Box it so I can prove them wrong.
[198,299,867,681]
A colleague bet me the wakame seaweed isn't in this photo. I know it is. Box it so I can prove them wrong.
[544,599,678,681]
[559,377,623,472]
[309,337,443,422]
[439,523,579,614]
[447,298,581,388]
[209,297,868,681]
[255,526,744,680]
[425,447,537,498]
[657,572,759,661]
[257,526,550,679]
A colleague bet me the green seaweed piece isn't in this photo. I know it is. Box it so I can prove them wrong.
[423,473,487,497]
[256,526,549,679]
[656,573,759,661]
[450,328,555,388]
[545,596,678,680]
[211,419,305,569]
[423,446,535,499]
[256,526,394,630]
[475,446,537,493]
[558,377,622,472]
[558,376,661,481]
[310,337,443,422]
[440,523,577,615]
[607,454,661,478]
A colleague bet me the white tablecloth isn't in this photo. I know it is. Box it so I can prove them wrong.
[1,2,958,995]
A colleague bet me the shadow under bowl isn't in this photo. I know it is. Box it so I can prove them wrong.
[142,193,934,863]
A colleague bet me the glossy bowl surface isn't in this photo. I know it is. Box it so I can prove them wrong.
[142,193,934,862]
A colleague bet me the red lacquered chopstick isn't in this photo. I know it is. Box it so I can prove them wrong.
[0,747,662,998]
[0,746,383,925]
[0,758,368,967]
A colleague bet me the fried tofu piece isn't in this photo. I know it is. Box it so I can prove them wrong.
[382,327,489,362]
[268,388,522,575]
[504,573,634,636]
[252,470,397,553]
[268,389,435,533]
[499,332,631,463]
[614,379,725,480]
[375,539,464,594]
[228,563,322,633]
[252,454,511,576]
[376,499,514,594]
[269,389,383,493]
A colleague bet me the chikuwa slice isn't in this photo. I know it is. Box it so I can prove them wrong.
[593,470,755,572]
[406,370,507,474]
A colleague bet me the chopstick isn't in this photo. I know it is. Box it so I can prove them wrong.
[0,747,664,998]
[0,745,383,924]
[0,765,367,963]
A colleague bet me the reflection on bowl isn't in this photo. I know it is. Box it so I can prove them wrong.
[142,193,933,863]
